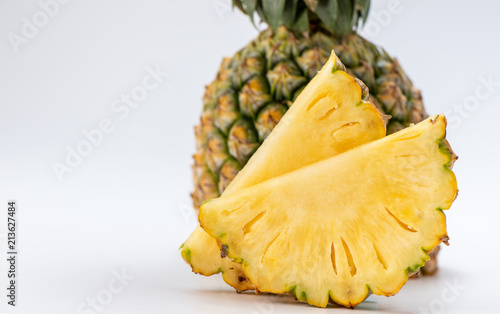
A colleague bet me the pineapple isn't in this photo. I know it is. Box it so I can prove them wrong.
[182,52,386,291]
[199,115,458,308]
[191,0,439,277]
[192,0,428,208]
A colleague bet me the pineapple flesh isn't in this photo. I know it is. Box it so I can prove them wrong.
[199,115,458,308]
[182,52,386,291]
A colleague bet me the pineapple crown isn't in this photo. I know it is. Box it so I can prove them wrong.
[233,0,370,37]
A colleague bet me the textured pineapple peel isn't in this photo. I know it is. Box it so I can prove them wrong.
[199,115,458,308]
[181,51,387,291]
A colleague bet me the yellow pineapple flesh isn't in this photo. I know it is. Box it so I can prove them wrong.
[199,115,457,308]
[181,52,386,291]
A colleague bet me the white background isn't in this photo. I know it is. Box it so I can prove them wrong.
[0,0,499,313]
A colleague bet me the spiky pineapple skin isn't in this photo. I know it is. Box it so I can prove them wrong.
[192,27,427,208]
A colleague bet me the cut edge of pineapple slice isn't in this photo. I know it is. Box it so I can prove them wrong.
[180,225,255,292]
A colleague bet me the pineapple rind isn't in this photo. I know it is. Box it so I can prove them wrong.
[199,115,457,308]
[180,227,254,291]
[180,247,192,264]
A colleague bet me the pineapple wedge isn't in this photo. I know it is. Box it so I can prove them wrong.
[181,52,386,291]
[199,115,458,308]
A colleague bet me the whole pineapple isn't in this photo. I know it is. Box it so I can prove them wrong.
[192,0,435,273]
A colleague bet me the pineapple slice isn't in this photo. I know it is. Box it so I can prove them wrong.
[181,52,387,291]
[199,115,458,308]
[180,226,254,290]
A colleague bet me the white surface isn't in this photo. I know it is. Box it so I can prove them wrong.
[0,0,499,313]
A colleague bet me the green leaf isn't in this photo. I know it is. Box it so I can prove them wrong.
[335,0,354,36]
[282,0,299,29]
[235,0,366,34]
[314,0,338,32]
[255,2,267,27]
[355,0,370,23]
[294,8,309,33]
[232,0,245,12]
[262,0,286,31]
[303,0,319,11]
[241,0,259,26]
